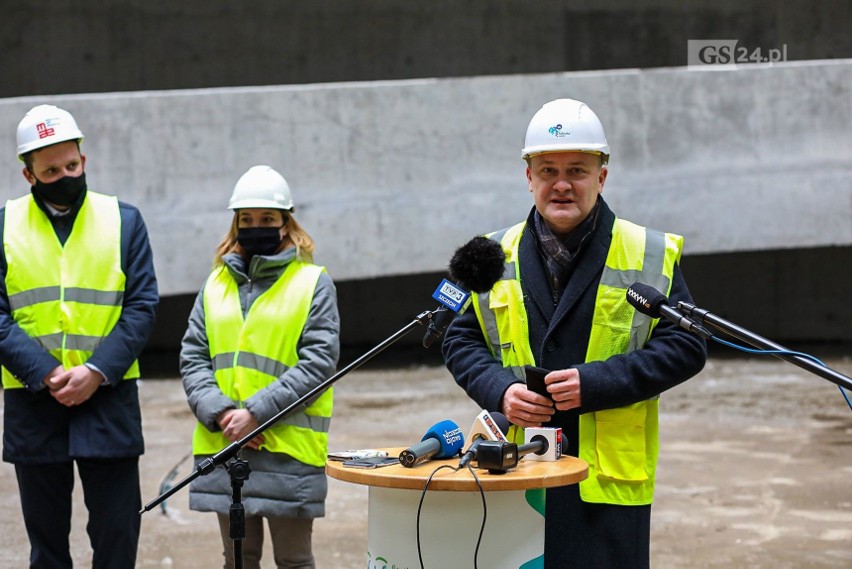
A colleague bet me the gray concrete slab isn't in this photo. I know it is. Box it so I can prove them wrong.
[1,60,850,297]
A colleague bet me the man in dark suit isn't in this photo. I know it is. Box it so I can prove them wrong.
[1,104,158,569]
[442,98,707,569]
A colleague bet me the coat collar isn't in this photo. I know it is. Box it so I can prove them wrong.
[222,247,298,284]
[520,200,616,327]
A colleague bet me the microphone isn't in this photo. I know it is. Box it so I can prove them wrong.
[422,236,506,348]
[473,427,562,473]
[517,436,549,459]
[626,282,713,340]
[521,427,562,462]
[458,410,510,468]
[398,420,465,467]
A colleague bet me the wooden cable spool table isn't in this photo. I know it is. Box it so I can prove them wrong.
[327,447,588,568]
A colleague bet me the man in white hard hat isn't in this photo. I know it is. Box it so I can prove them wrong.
[442,99,707,568]
[0,104,158,568]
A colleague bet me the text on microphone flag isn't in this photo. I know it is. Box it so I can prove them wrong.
[626,286,652,312]
[442,425,464,446]
[432,278,471,312]
[482,412,508,441]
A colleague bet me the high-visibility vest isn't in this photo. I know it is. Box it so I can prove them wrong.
[472,218,683,504]
[2,192,138,389]
[194,260,332,467]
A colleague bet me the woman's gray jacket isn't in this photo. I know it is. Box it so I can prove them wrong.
[180,248,340,519]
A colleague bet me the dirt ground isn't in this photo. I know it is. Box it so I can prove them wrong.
[1,353,851,568]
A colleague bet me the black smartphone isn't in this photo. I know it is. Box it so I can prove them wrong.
[341,456,399,469]
[525,365,551,399]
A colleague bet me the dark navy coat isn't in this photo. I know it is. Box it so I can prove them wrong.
[0,189,158,463]
[442,199,707,568]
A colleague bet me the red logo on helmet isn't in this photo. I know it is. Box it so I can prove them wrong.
[36,122,56,139]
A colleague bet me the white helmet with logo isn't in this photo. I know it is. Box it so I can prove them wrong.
[521,98,609,163]
[16,104,85,159]
[228,165,294,210]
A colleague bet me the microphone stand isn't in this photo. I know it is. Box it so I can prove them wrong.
[140,307,443,568]
[678,302,852,391]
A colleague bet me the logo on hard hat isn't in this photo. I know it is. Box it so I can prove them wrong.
[548,124,571,138]
[36,121,56,139]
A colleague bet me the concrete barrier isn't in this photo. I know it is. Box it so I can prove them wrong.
[2,62,850,355]
[2,60,849,297]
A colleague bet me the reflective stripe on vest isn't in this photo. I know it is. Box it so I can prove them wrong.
[1,192,137,389]
[194,261,332,466]
[472,217,683,505]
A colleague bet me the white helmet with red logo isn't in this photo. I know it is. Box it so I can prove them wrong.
[521,98,609,163]
[228,165,294,211]
[16,105,84,160]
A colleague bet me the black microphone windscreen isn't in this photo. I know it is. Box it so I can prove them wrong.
[626,282,668,318]
[448,236,505,293]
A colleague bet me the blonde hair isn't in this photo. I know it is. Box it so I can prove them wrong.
[213,210,315,266]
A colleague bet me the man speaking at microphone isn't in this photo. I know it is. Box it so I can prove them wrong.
[441,98,707,569]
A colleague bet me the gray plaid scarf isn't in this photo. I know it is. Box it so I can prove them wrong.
[533,198,601,302]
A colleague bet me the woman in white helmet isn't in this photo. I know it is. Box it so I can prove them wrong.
[180,165,340,569]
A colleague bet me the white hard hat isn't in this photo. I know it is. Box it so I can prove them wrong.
[228,165,294,210]
[521,98,609,162]
[16,104,84,159]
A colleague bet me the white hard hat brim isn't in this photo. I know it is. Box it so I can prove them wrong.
[228,198,294,210]
[522,143,610,160]
[17,135,84,161]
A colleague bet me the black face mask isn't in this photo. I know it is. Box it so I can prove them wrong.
[236,226,284,257]
[31,172,87,207]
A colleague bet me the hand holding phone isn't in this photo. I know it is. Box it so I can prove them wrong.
[525,365,552,399]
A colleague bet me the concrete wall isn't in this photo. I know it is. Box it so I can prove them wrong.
[2,60,849,292]
[1,61,850,366]
[2,1,851,98]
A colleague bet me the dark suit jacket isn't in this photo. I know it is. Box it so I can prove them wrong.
[443,199,708,567]
[442,198,707,456]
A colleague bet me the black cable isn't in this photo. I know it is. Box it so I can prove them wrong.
[466,463,487,569]
[414,462,489,569]
[158,452,192,516]
[415,463,457,569]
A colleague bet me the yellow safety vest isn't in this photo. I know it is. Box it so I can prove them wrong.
[2,192,138,388]
[473,218,683,505]
[194,260,332,467]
